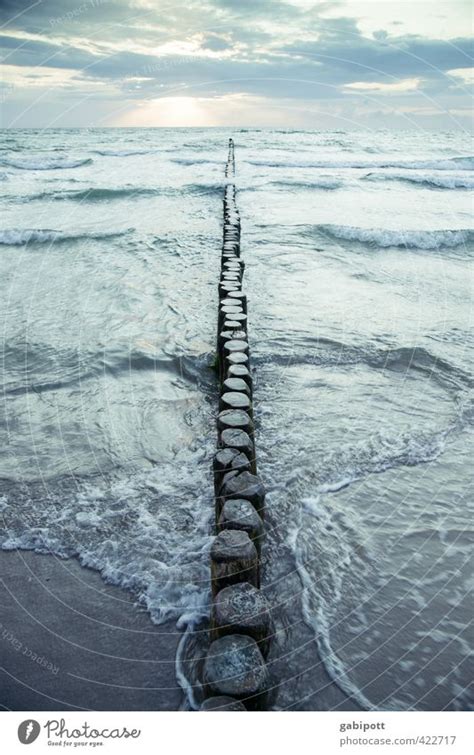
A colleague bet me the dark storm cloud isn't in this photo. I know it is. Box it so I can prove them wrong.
[2,25,470,99]
[0,0,222,35]
[283,29,473,79]
[0,38,324,96]
[1,28,336,101]
[200,34,232,52]
[0,33,156,75]
[0,0,134,31]
[121,59,342,101]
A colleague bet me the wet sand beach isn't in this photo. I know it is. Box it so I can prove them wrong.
[0,551,182,711]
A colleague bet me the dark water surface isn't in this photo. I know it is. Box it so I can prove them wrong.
[1,128,472,710]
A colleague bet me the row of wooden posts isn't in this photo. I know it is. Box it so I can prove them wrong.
[200,139,272,711]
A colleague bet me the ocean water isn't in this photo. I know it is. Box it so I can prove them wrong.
[0,128,472,711]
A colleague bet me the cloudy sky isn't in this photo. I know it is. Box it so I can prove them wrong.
[1,0,472,129]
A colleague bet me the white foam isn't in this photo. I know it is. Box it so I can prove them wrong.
[0,456,214,630]
[318,476,355,494]
[175,626,202,711]
[318,225,474,250]
[75,511,102,527]
[364,171,474,190]
[0,156,92,170]
[0,228,133,245]
[289,503,377,710]
[248,156,474,171]
[95,149,152,157]
[270,177,344,191]
[285,424,456,710]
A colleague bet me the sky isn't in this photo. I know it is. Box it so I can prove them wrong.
[0,0,472,129]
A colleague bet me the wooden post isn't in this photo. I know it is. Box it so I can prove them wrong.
[202,138,271,712]
[203,634,269,710]
[200,696,246,711]
[210,530,259,595]
[218,498,264,550]
[211,583,272,657]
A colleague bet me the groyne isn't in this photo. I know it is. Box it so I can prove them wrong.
[200,140,272,711]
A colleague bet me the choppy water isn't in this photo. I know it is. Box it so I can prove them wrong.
[0,128,473,711]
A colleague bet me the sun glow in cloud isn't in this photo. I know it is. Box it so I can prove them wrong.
[116,96,215,127]
[114,93,322,128]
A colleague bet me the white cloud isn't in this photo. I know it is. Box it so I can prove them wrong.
[447,67,474,83]
[321,0,472,41]
[344,77,421,93]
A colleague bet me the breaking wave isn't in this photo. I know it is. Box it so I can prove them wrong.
[0,227,133,246]
[247,156,474,171]
[363,172,474,190]
[315,225,474,250]
[94,149,155,157]
[171,157,225,166]
[0,156,93,170]
[23,183,224,203]
[271,177,343,190]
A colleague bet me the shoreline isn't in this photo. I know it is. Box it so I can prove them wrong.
[0,550,183,711]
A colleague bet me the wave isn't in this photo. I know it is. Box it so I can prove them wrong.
[103,350,213,386]
[246,156,474,171]
[368,346,473,391]
[3,337,215,397]
[317,426,451,493]
[188,182,224,195]
[24,183,223,203]
[0,227,133,246]
[0,156,93,170]
[93,149,156,157]
[271,177,343,191]
[315,225,474,250]
[171,157,224,166]
[363,172,474,190]
[239,177,343,193]
[255,341,473,396]
[29,187,161,202]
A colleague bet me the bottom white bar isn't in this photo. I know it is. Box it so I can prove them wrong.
[1,711,472,755]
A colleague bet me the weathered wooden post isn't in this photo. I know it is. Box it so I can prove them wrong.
[200,138,271,712]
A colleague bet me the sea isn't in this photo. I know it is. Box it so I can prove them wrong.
[0,128,473,711]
